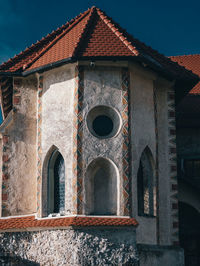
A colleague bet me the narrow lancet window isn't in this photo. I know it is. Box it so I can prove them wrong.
[137,147,155,216]
[48,150,65,215]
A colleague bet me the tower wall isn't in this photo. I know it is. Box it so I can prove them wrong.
[0,77,37,216]
[81,66,130,216]
[130,64,157,245]
[40,64,76,216]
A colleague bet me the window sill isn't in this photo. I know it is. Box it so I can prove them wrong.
[48,213,65,218]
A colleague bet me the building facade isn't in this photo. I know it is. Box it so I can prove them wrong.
[171,54,200,266]
[0,7,198,265]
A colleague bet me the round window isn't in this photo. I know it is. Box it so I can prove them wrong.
[92,115,114,137]
[87,105,121,139]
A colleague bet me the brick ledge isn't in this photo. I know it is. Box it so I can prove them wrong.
[0,215,138,231]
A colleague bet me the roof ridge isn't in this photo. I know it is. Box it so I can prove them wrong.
[24,8,91,71]
[95,9,197,79]
[72,7,96,57]
[96,8,139,56]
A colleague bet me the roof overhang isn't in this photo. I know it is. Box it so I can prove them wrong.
[0,56,199,121]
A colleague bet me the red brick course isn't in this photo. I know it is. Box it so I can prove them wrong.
[0,216,138,231]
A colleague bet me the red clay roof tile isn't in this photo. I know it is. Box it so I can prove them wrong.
[0,215,138,231]
[0,8,91,73]
[170,54,200,94]
[28,9,92,70]
[0,7,199,120]
[0,6,198,84]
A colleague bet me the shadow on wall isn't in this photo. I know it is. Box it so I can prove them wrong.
[179,201,200,266]
[0,255,39,265]
[0,232,39,265]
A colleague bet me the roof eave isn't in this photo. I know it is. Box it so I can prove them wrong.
[23,55,179,80]
[1,55,198,87]
[0,71,22,77]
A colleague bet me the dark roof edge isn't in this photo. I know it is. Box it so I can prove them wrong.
[0,72,22,77]
[0,55,199,84]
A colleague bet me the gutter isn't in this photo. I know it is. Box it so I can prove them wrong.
[0,55,198,83]
[0,57,75,77]
[0,56,176,80]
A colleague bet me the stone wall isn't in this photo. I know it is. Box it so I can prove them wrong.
[0,227,138,266]
[1,76,37,216]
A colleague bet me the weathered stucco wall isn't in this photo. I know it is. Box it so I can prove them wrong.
[130,63,157,245]
[0,61,177,255]
[2,77,37,216]
[129,63,176,246]
[41,64,75,215]
[82,67,124,215]
[0,227,138,265]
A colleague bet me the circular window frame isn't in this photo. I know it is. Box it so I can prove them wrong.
[86,105,122,139]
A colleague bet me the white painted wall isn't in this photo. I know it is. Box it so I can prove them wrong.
[130,63,157,244]
[42,64,76,215]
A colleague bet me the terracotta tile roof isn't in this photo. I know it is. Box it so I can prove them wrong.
[0,215,138,231]
[0,6,198,83]
[170,54,200,94]
[0,7,199,119]
[0,8,91,73]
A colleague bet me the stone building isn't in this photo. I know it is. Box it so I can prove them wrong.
[0,7,198,266]
[170,54,200,266]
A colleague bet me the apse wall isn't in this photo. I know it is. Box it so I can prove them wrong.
[40,64,76,216]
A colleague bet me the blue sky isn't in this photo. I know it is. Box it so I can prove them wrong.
[0,0,200,122]
[0,0,200,65]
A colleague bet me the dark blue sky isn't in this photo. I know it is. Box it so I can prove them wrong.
[0,0,200,65]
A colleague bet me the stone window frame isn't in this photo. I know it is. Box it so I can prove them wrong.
[137,146,156,217]
[86,105,122,139]
[42,145,66,217]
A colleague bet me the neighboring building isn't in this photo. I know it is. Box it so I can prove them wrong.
[170,54,200,266]
[0,7,198,265]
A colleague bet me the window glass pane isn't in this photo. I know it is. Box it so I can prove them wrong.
[54,153,65,213]
[137,148,154,216]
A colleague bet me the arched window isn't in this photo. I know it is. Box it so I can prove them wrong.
[137,147,155,216]
[84,158,118,215]
[47,149,65,215]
